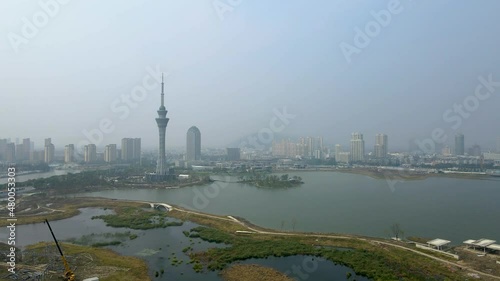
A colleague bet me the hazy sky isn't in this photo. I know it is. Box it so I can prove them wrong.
[1,0,500,151]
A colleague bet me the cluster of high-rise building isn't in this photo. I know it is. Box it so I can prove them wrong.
[333,133,387,164]
[80,138,141,164]
[271,132,500,164]
[272,137,325,159]
[272,133,388,164]
[0,138,55,164]
[0,137,140,164]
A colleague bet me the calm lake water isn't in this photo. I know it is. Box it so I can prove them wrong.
[0,208,368,280]
[80,171,500,244]
[0,169,78,185]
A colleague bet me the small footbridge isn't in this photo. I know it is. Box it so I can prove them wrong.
[141,201,173,211]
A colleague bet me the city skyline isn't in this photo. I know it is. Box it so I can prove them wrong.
[2,2,500,149]
[2,132,500,158]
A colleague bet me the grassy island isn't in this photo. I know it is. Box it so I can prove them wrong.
[221,264,294,281]
[92,206,183,230]
[238,174,303,188]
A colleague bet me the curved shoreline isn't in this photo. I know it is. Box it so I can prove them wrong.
[277,167,493,181]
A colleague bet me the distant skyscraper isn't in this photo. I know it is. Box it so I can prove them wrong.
[121,138,133,161]
[468,144,481,157]
[186,126,201,161]
[64,144,75,163]
[226,148,241,161]
[350,133,365,162]
[455,133,465,155]
[104,144,117,163]
[121,138,141,162]
[441,145,452,156]
[44,138,54,164]
[155,74,169,177]
[0,139,7,161]
[497,137,500,153]
[374,134,388,158]
[133,138,141,160]
[84,144,97,163]
[335,144,350,164]
[22,138,31,161]
[335,144,342,160]
[16,144,24,161]
[5,143,15,163]
[31,150,44,163]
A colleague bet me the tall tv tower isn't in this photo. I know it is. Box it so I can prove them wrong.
[155,73,169,177]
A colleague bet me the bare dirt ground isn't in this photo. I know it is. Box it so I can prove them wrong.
[456,247,500,277]
[220,264,294,281]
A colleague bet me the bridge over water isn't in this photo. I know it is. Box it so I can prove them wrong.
[140,201,173,211]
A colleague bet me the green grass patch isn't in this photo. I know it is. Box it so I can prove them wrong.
[92,206,183,230]
[188,227,468,281]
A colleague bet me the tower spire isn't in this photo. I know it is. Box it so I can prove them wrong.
[161,73,165,107]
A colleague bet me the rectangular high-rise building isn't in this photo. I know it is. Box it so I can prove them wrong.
[44,138,55,164]
[226,148,241,161]
[133,138,141,160]
[455,133,465,155]
[121,138,141,162]
[22,138,31,161]
[497,137,500,153]
[84,144,97,163]
[31,150,44,163]
[350,133,365,162]
[5,143,16,163]
[0,139,7,161]
[16,144,24,161]
[468,145,481,157]
[374,134,388,158]
[335,144,342,161]
[104,144,117,163]
[121,138,132,161]
[64,144,75,163]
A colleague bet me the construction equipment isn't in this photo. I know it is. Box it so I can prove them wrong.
[45,219,75,281]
